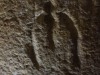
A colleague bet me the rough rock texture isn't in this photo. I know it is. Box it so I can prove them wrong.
[0,0,100,75]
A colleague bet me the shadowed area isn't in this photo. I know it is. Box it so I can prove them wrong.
[57,12,81,69]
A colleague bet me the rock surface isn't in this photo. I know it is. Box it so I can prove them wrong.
[0,0,100,75]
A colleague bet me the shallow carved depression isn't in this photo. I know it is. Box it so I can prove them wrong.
[43,1,55,51]
[57,12,81,69]
[30,1,81,74]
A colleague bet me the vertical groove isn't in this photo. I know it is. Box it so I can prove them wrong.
[57,12,81,69]
[25,0,40,69]
[25,43,40,70]
[43,1,55,51]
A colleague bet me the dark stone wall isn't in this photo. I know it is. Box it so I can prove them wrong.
[0,0,99,75]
